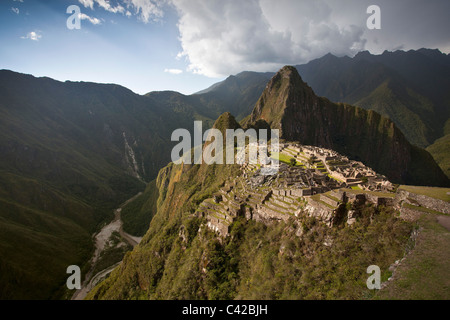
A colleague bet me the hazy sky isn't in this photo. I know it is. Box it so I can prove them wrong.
[1,0,449,95]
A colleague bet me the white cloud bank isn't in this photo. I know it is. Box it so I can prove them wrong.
[79,0,450,78]
[171,0,450,77]
[171,0,366,77]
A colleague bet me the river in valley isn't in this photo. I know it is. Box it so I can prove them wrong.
[71,193,143,300]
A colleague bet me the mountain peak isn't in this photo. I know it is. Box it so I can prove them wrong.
[276,65,304,82]
[212,112,241,134]
[248,66,314,131]
[245,65,449,185]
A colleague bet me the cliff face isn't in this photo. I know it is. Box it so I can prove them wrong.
[248,66,448,186]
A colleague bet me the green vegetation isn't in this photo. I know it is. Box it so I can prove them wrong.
[88,185,414,300]
[328,174,343,183]
[298,49,450,150]
[343,188,396,198]
[399,185,450,202]
[91,231,133,276]
[87,138,418,300]
[2,49,450,300]
[271,152,303,167]
[0,69,265,299]
[427,134,450,179]
[376,214,450,299]
[355,80,433,148]
[121,180,160,237]
[402,203,447,216]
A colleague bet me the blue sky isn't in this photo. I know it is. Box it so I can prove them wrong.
[1,0,449,95]
[0,0,220,94]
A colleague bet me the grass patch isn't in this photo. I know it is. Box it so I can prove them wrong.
[328,174,343,183]
[310,194,335,209]
[91,231,132,276]
[121,180,159,237]
[271,153,303,166]
[376,214,450,299]
[342,188,396,198]
[323,193,340,203]
[403,203,447,216]
[399,185,450,202]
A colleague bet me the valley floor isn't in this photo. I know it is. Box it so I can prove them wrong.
[71,193,143,300]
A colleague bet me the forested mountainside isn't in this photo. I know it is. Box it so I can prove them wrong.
[89,111,450,300]
[296,49,450,149]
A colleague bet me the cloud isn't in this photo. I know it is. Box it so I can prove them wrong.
[77,0,450,78]
[124,0,164,22]
[97,0,125,14]
[78,0,163,23]
[78,0,125,14]
[78,0,94,10]
[13,0,24,2]
[79,13,102,25]
[21,31,42,41]
[171,0,366,77]
[11,7,20,14]
[164,68,183,75]
[170,0,450,78]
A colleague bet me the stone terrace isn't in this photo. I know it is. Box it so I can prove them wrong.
[197,142,400,237]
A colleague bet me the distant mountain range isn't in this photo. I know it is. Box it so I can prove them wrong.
[0,48,448,299]
[201,49,450,149]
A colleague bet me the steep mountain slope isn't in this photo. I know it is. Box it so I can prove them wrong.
[147,71,272,125]
[192,71,274,121]
[355,49,450,120]
[0,70,218,299]
[87,113,418,300]
[427,134,450,179]
[296,49,450,148]
[246,66,448,187]
[354,79,433,148]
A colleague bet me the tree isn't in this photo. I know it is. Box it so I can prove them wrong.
[289,158,297,166]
